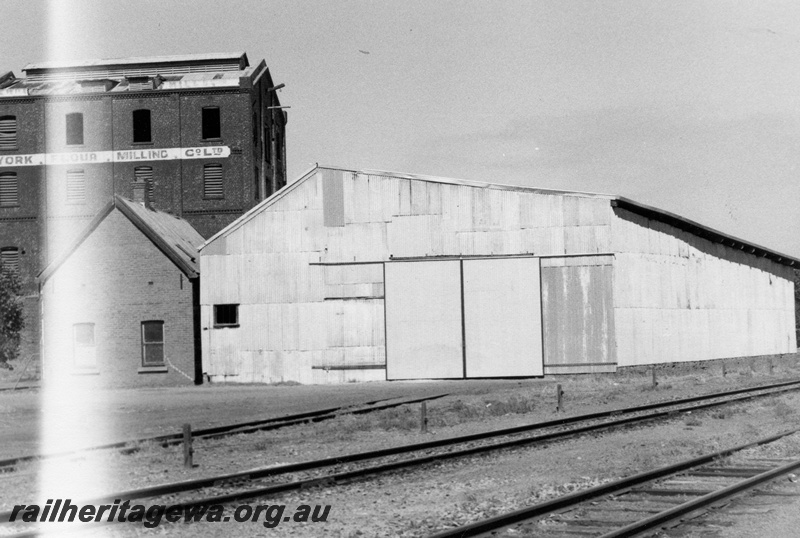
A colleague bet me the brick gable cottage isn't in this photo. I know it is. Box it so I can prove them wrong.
[39,196,203,386]
[0,52,287,384]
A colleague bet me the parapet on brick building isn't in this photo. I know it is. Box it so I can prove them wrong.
[0,52,287,372]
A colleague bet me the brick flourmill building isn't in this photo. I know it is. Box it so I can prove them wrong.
[0,52,287,379]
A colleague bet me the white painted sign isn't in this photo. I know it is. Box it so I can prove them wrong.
[0,146,231,167]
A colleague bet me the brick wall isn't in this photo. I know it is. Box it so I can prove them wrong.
[0,70,288,377]
[41,209,196,387]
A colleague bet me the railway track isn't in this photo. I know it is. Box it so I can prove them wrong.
[3,379,800,536]
[0,393,449,472]
[429,429,800,537]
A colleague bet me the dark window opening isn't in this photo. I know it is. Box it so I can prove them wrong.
[141,320,165,366]
[264,127,271,164]
[255,167,260,200]
[253,111,258,147]
[132,109,152,143]
[0,116,17,150]
[202,107,221,140]
[66,113,84,145]
[0,172,18,206]
[214,304,239,327]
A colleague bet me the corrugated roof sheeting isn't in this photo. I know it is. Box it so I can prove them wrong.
[2,53,260,96]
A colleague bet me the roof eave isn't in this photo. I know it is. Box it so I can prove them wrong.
[115,197,200,278]
[611,198,799,267]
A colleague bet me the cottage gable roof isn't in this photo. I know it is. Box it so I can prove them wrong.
[39,196,205,282]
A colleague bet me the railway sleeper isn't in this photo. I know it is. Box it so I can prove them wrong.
[688,467,772,477]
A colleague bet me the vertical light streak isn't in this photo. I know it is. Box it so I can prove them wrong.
[38,0,113,525]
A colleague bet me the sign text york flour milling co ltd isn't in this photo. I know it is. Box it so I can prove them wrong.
[0,146,230,167]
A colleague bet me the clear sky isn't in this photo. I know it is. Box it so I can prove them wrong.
[2,0,799,258]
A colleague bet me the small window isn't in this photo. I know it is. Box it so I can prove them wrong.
[264,127,271,164]
[203,163,223,198]
[0,247,20,277]
[201,107,221,140]
[133,166,153,203]
[254,167,260,200]
[214,304,239,327]
[141,321,165,366]
[132,109,151,143]
[66,169,85,204]
[0,172,18,206]
[66,112,84,145]
[0,115,17,150]
[73,322,96,369]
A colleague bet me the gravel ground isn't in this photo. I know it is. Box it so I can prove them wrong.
[2,353,800,537]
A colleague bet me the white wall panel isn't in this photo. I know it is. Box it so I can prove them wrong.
[463,258,543,377]
[385,260,463,379]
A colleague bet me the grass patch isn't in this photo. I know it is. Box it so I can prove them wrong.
[683,414,702,427]
[315,393,540,437]
[773,401,796,420]
[483,394,535,416]
[527,476,612,504]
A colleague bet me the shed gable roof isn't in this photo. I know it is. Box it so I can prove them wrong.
[200,165,799,267]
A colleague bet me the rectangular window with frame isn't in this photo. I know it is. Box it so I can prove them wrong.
[73,322,96,369]
[0,116,17,150]
[141,320,165,366]
[203,163,223,199]
[66,169,86,204]
[213,304,239,327]
[66,112,84,145]
[201,107,221,140]
[0,172,18,206]
[132,109,152,143]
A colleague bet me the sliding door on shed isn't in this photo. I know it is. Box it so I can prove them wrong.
[385,257,544,380]
[463,258,543,377]
[541,256,616,374]
[385,260,463,380]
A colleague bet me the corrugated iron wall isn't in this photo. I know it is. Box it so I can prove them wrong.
[201,169,619,383]
[541,256,616,374]
[611,208,797,366]
[200,168,796,384]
